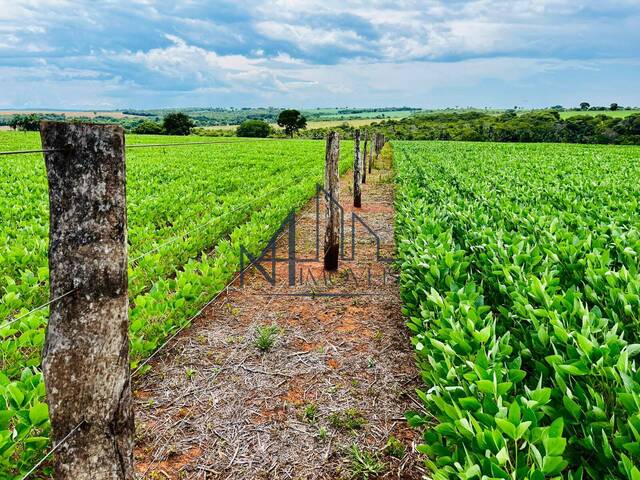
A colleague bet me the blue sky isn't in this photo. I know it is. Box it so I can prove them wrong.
[1,0,639,109]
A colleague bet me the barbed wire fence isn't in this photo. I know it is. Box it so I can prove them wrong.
[0,123,330,479]
[0,124,385,479]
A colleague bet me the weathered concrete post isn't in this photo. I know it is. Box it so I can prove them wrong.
[41,122,134,480]
[353,129,362,208]
[362,132,367,184]
[324,131,340,271]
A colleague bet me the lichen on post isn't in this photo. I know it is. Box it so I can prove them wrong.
[41,121,134,480]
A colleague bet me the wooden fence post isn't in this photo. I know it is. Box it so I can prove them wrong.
[41,122,134,480]
[374,133,384,168]
[368,134,373,174]
[353,129,362,208]
[324,131,340,271]
[362,133,367,184]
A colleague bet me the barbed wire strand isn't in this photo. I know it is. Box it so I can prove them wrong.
[0,137,306,158]
[125,138,285,149]
[0,148,62,157]
[1,171,314,327]
[20,420,85,480]
[1,289,76,330]
[130,209,300,377]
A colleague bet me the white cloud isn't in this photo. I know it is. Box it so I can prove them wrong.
[0,0,639,108]
[255,21,367,52]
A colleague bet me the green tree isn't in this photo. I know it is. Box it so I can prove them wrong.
[236,119,271,138]
[10,114,41,131]
[277,109,307,137]
[580,102,590,111]
[610,103,619,111]
[162,112,194,136]
[133,120,164,135]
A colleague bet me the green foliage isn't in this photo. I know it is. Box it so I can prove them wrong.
[0,131,353,477]
[162,112,195,136]
[383,435,406,459]
[303,403,318,421]
[133,120,164,135]
[190,127,235,137]
[326,111,640,145]
[9,114,41,131]
[277,109,307,137]
[395,141,640,479]
[254,325,281,351]
[329,408,367,431]
[346,445,386,479]
[236,119,271,138]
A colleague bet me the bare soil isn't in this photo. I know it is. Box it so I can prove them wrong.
[133,147,424,479]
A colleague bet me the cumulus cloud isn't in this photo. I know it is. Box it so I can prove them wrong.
[0,0,638,108]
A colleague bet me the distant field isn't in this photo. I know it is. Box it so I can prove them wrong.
[209,116,405,132]
[559,109,639,118]
[305,117,404,128]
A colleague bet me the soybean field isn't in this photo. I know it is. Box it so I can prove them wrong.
[394,141,640,479]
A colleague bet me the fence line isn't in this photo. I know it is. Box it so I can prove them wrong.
[0,137,295,157]
[20,421,86,480]
[2,170,315,328]
[21,202,301,479]
[0,148,63,156]
[1,289,76,330]
[126,138,282,149]
[8,124,385,478]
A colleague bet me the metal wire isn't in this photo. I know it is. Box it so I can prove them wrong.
[130,216,294,377]
[0,137,298,157]
[1,289,76,329]
[125,139,282,149]
[20,420,85,480]
[1,171,313,329]
[0,148,62,156]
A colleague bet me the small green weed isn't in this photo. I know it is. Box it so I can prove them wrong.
[303,403,318,421]
[347,445,385,479]
[329,408,367,431]
[254,325,281,351]
[383,435,405,458]
[317,426,328,440]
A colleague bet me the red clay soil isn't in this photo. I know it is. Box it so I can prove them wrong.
[133,147,425,479]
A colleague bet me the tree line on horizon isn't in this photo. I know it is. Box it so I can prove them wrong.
[6,107,640,145]
[297,110,640,145]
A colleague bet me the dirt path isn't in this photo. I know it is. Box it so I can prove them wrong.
[133,147,423,479]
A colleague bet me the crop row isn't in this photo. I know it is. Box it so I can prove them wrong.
[0,132,351,477]
[394,141,640,479]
